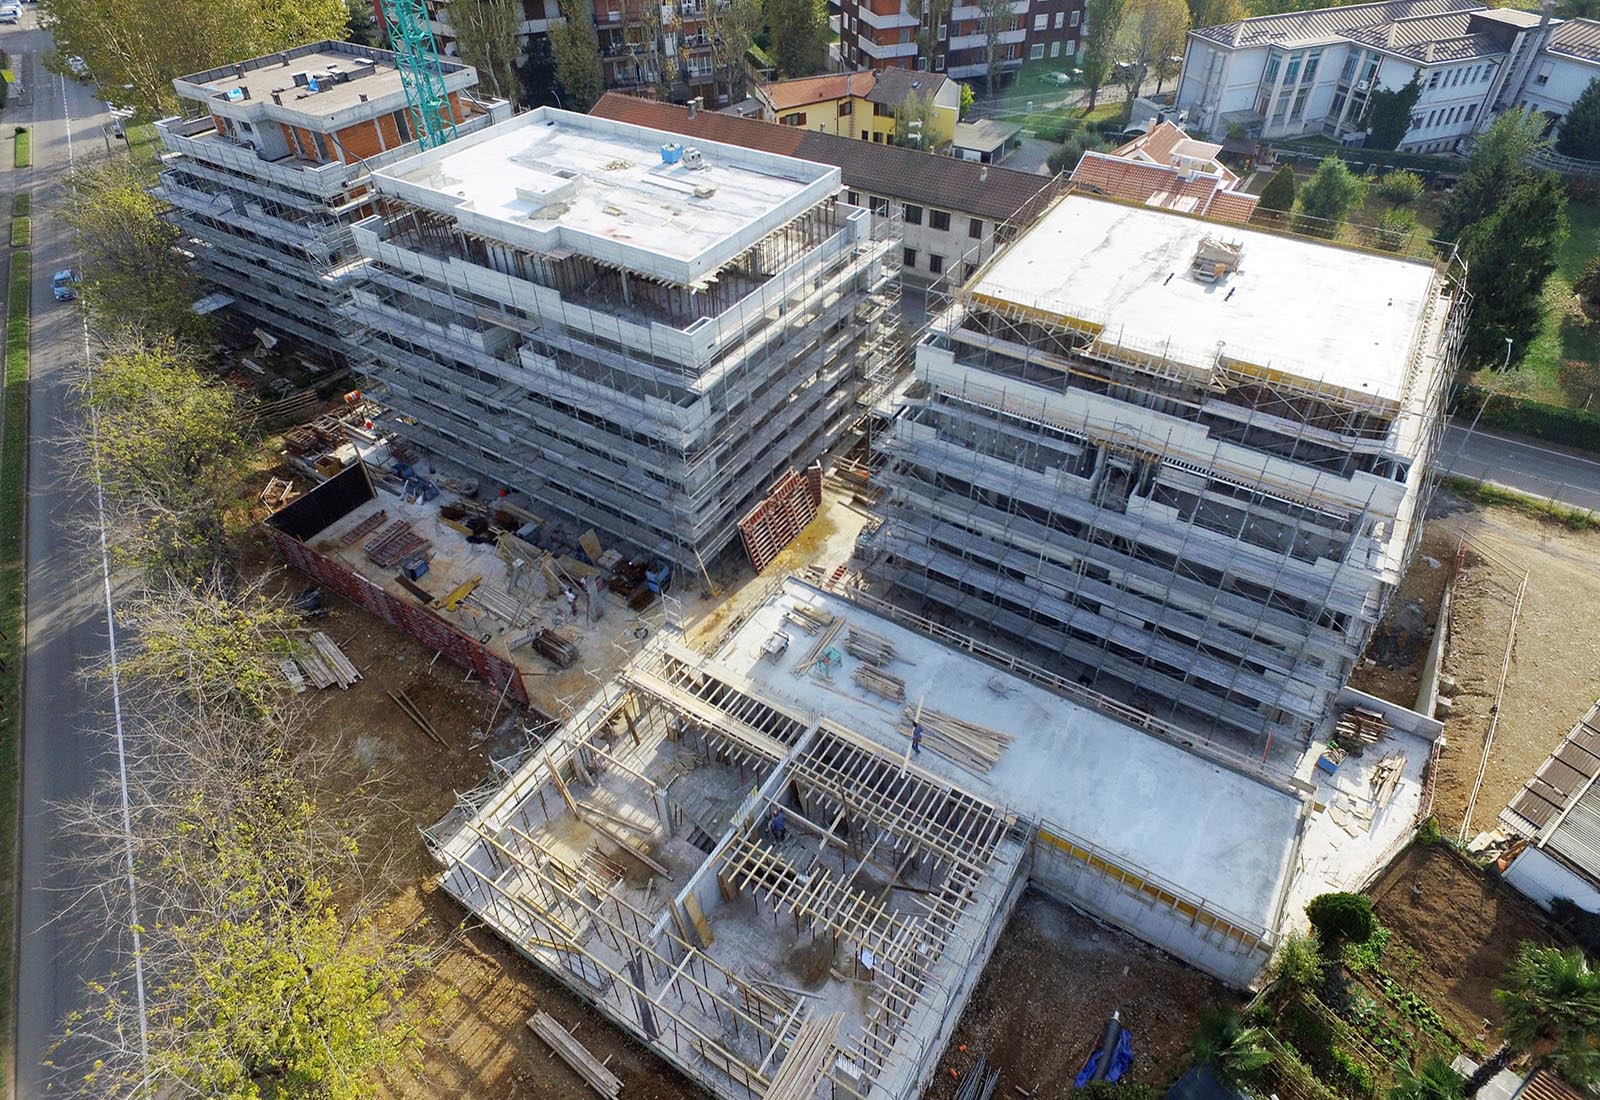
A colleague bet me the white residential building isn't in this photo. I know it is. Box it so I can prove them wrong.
[1175,0,1600,154]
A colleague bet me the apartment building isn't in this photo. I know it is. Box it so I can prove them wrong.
[1175,0,1600,152]
[838,0,1085,79]
[345,108,900,578]
[154,41,509,361]
[864,193,1465,747]
[591,92,1064,285]
[424,0,742,106]
[753,69,961,148]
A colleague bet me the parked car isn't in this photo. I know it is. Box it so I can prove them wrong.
[51,270,77,302]
[0,6,22,25]
[1044,71,1075,86]
[66,56,89,79]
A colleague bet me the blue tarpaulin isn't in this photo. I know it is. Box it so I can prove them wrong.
[1075,1027,1134,1086]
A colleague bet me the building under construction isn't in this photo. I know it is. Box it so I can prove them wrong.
[346,108,901,583]
[154,41,510,361]
[864,193,1466,753]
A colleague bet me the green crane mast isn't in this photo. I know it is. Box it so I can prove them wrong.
[382,0,459,150]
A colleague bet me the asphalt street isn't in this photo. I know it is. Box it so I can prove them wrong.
[7,9,120,1096]
[1439,421,1600,513]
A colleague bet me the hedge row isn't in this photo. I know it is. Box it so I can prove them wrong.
[1454,384,1600,453]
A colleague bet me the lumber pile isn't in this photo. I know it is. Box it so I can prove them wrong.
[365,520,431,568]
[896,706,1014,773]
[311,632,360,688]
[783,604,834,636]
[760,1011,843,1100]
[844,626,895,667]
[794,616,844,677]
[339,509,388,547]
[529,628,579,669]
[467,583,533,627]
[853,665,905,703]
[279,658,307,694]
[297,647,336,689]
[1334,706,1390,749]
[388,689,445,746]
[526,1012,622,1100]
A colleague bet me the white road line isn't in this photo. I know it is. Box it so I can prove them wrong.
[1448,424,1600,472]
[59,74,151,1083]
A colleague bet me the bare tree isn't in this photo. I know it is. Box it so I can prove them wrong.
[448,0,522,101]
[906,0,954,74]
[703,0,761,103]
[1114,0,1188,111]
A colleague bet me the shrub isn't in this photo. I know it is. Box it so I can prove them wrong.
[1192,1006,1273,1086]
[1576,256,1600,313]
[1375,169,1424,206]
[1371,207,1417,253]
[1454,385,1600,454]
[1076,1083,1159,1100]
[1258,164,1297,213]
[1391,1055,1466,1100]
[1272,931,1324,991]
[1307,892,1376,946]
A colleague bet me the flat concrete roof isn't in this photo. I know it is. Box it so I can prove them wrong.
[968,194,1442,406]
[375,107,842,286]
[713,578,1304,929]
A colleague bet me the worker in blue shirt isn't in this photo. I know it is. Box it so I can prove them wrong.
[911,721,923,756]
[770,806,788,843]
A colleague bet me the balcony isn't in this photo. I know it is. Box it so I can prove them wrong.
[857,6,919,30]
[949,27,1024,49]
[856,36,919,59]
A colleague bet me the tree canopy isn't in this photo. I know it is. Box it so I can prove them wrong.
[549,0,604,108]
[39,0,349,116]
[1306,891,1376,945]
[1256,163,1296,213]
[1080,0,1128,110]
[1495,943,1600,1089]
[1556,78,1600,161]
[1364,73,1421,151]
[1439,110,1543,242]
[448,0,522,102]
[1459,172,1567,371]
[1115,0,1189,106]
[1295,157,1365,237]
[766,0,830,77]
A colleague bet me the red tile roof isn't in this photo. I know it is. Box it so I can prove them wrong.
[1069,151,1258,223]
[590,92,1065,224]
[757,71,876,113]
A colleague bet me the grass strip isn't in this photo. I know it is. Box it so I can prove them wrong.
[0,244,30,1099]
[9,217,24,249]
[10,193,25,218]
[11,128,27,170]
[1441,474,1598,531]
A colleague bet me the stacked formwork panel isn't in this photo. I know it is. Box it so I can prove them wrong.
[737,464,822,572]
[345,109,901,583]
[866,194,1466,751]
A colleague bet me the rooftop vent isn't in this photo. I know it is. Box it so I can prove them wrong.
[292,71,311,87]
[661,142,683,164]
[1191,235,1243,283]
[682,146,705,169]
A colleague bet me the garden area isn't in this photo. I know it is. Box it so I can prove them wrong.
[1187,839,1599,1100]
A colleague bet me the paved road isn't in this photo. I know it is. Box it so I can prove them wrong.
[1438,421,1600,514]
[9,9,120,1096]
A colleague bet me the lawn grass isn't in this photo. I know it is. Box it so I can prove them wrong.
[1442,473,1598,531]
[9,217,25,249]
[11,192,26,219]
[0,243,29,1100]
[1488,199,1600,408]
[1001,99,1125,137]
[11,128,26,170]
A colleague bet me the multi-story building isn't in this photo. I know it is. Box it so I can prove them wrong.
[591,92,1065,285]
[424,0,745,107]
[1175,0,1600,153]
[752,69,961,147]
[837,0,1085,79]
[345,108,900,578]
[865,192,1465,748]
[154,41,509,361]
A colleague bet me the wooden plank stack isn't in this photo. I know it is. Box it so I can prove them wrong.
[895,706,1015,774]
[309,631,361,688]
[783,604,834,636]
[793,615,844,677]
[525,1012,623,1100]
[853,665,906,703]
[1334,706,1390,749]
[339,509,389,547]
[844,627,895,667]
[533,629,580,669]
[759,1011,843,1100]
[365,520,431,568]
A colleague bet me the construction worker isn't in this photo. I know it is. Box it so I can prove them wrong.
[769,807,788,843]
[911,721,923,756]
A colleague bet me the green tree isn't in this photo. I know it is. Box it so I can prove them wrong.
[517,33,563,107]
[1363,73,1421,151]
[906,0,955,76]
[1270,930,1323,992]
[1256,163,1296,213]
[894,88,938,148]
[975,0,1017,93]
[1081,0,1128,110]
[959,81,975,118]
[1114,0,1188,106]
[1306,891,1377,945]
[1187,0,1244,26]
[1460,173,1567,371]
[766,0,829,77]
[1375,168,1424,205]
[77,340,252,578]
[344,0,381,46]
[38,0,349,116]
[1371,206,1417,252]
[1576,255,1600,313]
[1294,157,1365,237]
[1392,1055,1466,1100]
[1192,1006,1273,1086]
[1465,943,1600,1096]
[448,0,522,102]
[549,0,604,108]
[58,160,210,342]
[705,0,762,102]
[1439,110,1543,242]
[1556,78,1600,160]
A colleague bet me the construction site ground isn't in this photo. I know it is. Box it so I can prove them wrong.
[1425,497,1600,839]
[927,892,1235,1097]
[1368,843,1565,1049]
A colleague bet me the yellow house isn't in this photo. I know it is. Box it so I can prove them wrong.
[753,69,960,150]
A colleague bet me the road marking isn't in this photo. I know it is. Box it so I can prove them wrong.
[1448,423,1600,472]
[60,74,151,1085]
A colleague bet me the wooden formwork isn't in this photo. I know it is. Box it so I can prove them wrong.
[738,466,821,574]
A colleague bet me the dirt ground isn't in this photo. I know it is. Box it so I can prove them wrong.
[926,893,1236,1099]
[1424,499,1600,838]
[1369,844,1564,1047]
[1347,525,1456,708]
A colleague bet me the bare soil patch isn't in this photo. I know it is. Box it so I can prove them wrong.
[925,893,1237,1098]
[1369,844,1564,1046]
[1348,525,1455,708]
[1428,504,1600,837]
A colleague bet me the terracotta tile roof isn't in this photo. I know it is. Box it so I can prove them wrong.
[590,92,1065,223]
[865,67,951,108]
[1069,151,1257,223]
[1518,1069,1588,1100]
[757,71,875,113]
[1191,0,1481,49]
[1114,120,1189,161]
[1548,17,1600,64]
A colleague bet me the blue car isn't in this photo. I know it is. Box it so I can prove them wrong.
[51,269,77,302]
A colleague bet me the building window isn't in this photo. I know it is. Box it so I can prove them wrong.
[929,254,944,274]
[917,56,928,70]
[1290,86,1309,121]
[1283,54,1300,84]
[904,247,917,266]
[969,217,983,238]
[1534,61,1552,86]
[1427,71,1440,89]
[1033,12,1046,29]
[873,131,884,142]
[904,203,923,224]
[870,195,889,215]
[1262,51,1281,86]
[1302,49,1320,83]
[839,99,853,116]
[929,209,950,231]
[935,54,945,70]
[781,112,807,125]
[1339,52,1358,82]
[846,190,860,205]
[1054,10,1064,27]
[1030,42,1044,60]
[938,21,947,39]
[1466,102,1477,120]
[862,129,870,140]
[1070,9,1079,25]
[1050,39,1060,57]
